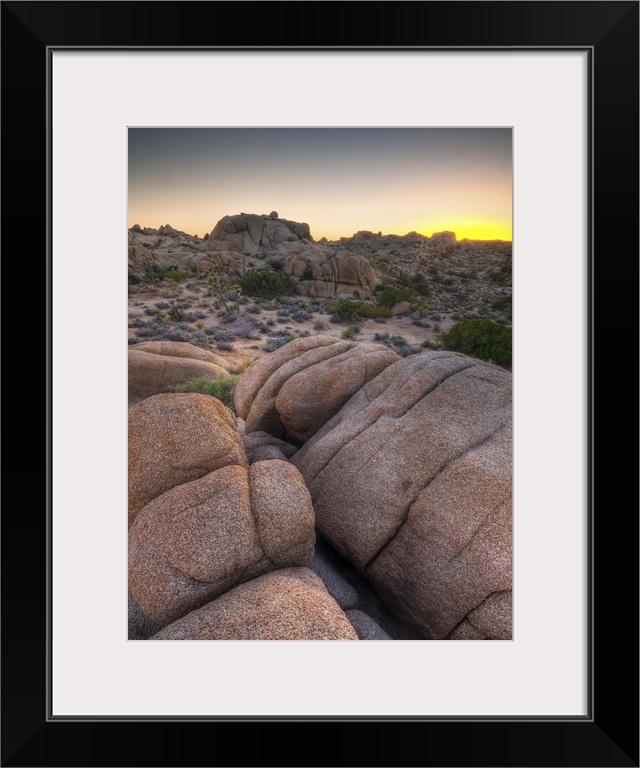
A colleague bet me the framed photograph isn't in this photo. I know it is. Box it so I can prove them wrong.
[3,1,637,766]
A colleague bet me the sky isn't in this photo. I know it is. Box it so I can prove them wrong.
[128,128,512,241]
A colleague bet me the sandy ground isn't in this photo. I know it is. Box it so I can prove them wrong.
[128,277,458,370]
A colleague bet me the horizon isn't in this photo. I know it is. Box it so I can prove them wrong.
[128,128,512,241]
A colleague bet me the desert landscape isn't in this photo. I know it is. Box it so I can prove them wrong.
[128,210,513,641]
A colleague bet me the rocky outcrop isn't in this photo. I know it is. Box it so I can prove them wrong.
[151,568,359,640]
[129,461,315,626]
[128,393,247,526]
[429,230,458,255]
[128,341,231,405]
[234,336,399,442]
[290,350,512,640]
[129,213,378,299]
[207,212,312,256]
[267,239,379,300]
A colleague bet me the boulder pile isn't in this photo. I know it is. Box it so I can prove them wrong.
[128,340,512,640]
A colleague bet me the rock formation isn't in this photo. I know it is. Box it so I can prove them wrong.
[128,212,379,301]
[151,568,359,641]
[129,460,315,626]
[128,341,231,406]
[234,335,399,442]
[289,349,512,640]
[128,393,247,526]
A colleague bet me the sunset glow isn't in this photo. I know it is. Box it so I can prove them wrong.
[128,128,512,241]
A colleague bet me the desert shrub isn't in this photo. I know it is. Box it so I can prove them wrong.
[298,330,311,337]
[128,271,141,285]
[143,263,167,283]
[173,374,241,410]
[313,320,326,331]
[215,341,234,352]
[246,304,262,314]
[237,269,296,299]
[437,319,512,366]
[211,329,237,343]
[395,344,421,357]
[373,332,420,357]
[374,280,418,309]
[163,330,190,342]
[341,326,360,339]
[302,266,314,280]
[233,358,257,373]
[154,301,171,310]
[354,303,393,319]
[226,316,260,339]
[326,299,360,321]
[291,309,312,323]
[262,337,288,352]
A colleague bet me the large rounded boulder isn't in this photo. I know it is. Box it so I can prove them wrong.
[151,568,359,640]
[129,460,315,626]
[128,393,247,526]
[234,336,399,442]
[291,350,512,640]
[128,341,231,405]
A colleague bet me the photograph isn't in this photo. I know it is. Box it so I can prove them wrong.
[127,127,513,642]
[2,0,636,761]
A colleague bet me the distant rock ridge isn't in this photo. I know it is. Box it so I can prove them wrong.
[129,211,379,300]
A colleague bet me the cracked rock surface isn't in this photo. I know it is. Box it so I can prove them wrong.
[290,350,512,639]
[151,568,359,641]
[129,460,315,626]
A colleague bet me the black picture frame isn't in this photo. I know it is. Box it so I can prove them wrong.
[2,2,638,766]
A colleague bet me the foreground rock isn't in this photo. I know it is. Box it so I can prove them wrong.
[128,341,231,405]
[234,336,399,441]
[291,350,512,640]
[128,393,247,525]
[242,430,298,464]
[129,461,315,626]
[128,591,162,640]
[151,568,359,640]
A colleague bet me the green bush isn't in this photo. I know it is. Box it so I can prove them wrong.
[437,319,512,366]
[237,269,296,299]
[327,300,393,321]
[341,326,360,339]
[172,374,241,410]
[143,263,168,283]
[374,275,431,309]
[326,299,360,321]
[354,303,392,319]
